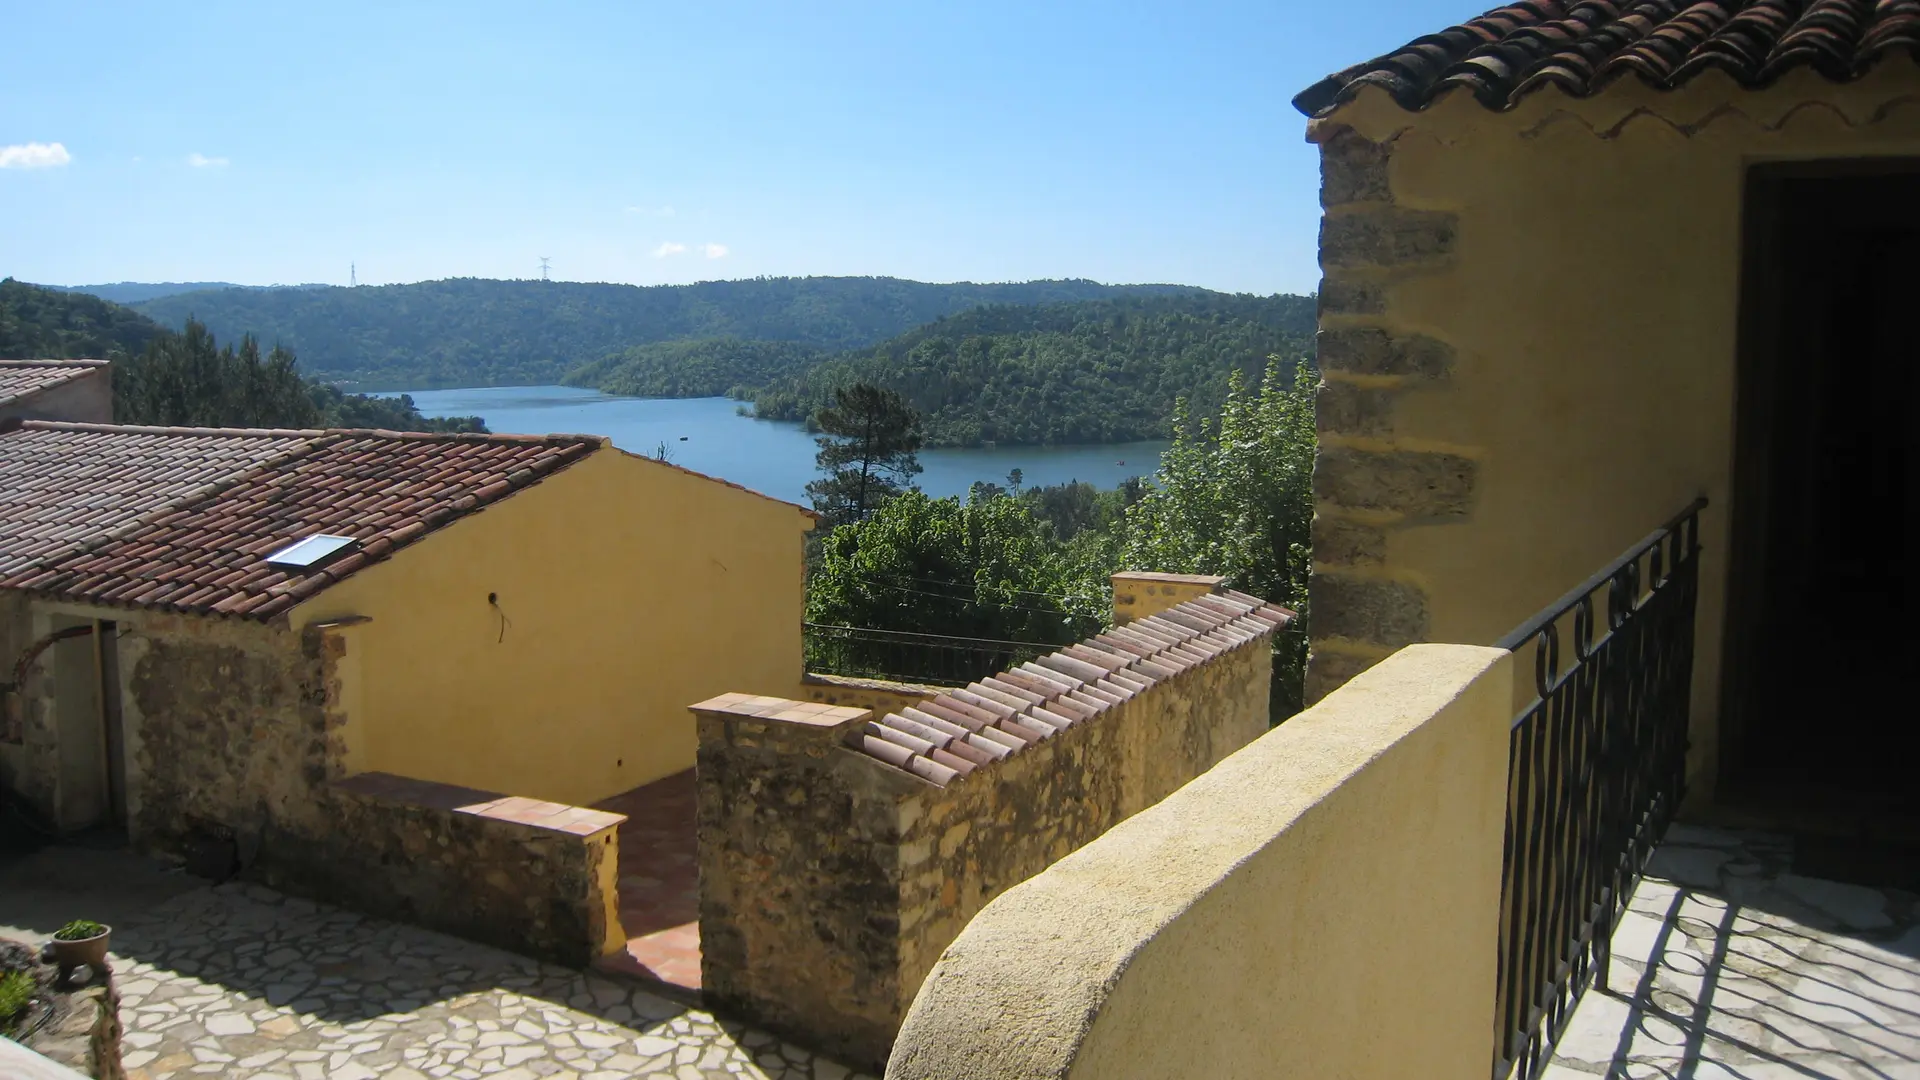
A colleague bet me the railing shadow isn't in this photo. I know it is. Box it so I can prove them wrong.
[1563,833,1919,1079]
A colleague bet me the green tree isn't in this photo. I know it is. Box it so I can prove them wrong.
[805,489,1105,683]
[115,319,322,428]
[806,383,925,526]
[1123,357,1316,715]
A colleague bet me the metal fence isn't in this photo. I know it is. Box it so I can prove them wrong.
[1491,498,1706,1080]
[802,622,1071,687]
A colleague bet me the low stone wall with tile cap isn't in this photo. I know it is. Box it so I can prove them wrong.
[692,592,1290,1071]
[255,772,628,968]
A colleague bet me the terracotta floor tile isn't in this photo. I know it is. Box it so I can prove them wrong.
[594,769,701,994]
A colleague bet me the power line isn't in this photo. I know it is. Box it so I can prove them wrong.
[538,257,551,282]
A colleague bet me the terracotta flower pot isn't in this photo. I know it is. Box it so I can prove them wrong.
[48,925,111,974]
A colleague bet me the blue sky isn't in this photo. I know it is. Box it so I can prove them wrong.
[2,2,1460,295]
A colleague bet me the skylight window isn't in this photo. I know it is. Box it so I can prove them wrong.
[264,534,360,570]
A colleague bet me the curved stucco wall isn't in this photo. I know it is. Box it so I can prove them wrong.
[886,643,1513,1080]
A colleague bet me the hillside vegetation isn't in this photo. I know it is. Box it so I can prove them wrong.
[562,337,823,398]
[726,293,1316,446]
[1,281,478,432]
[1,277,163,359]
[132,276,1203,389]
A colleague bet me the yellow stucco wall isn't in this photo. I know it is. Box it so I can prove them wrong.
[886,644,1513,1080]
[1310,62,1920,799]
[293,449,811,806]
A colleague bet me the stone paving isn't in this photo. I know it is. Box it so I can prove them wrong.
[85,874,872,1080]
[1546,825,1920,1079]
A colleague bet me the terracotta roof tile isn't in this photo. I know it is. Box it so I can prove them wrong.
[2,427,601,618]
[846,592,1297,786]
[0,360,106,408]
[0,422,318,576]
[1294,0,1920,117]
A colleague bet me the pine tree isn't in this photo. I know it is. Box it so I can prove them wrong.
[805,383,924,526]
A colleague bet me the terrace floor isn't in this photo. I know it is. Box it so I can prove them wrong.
[1545,825,1920,1079]
[592,769,702,994]
[0,841,866,1080]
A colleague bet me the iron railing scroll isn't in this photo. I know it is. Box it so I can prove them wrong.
[1491,498,1706,1080]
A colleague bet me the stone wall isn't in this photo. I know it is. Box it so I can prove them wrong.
[1307,124,1472,704]
[694,589,1287,1070]
[298,773,624,967]
[56,607,622,966]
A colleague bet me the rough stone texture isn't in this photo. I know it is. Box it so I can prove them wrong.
[1311,516,1387,567]
[698,645,1273,1072]
[270,785,621,968]
[108,612,618,967]
[1309,574,1430,648]
[1316,327,1454,380]
[1303,649,1385,707]
[1319,207,1458,269]
[1315,381,1397,437]
[1320,128,1392,207]
[1317,276,1387,316]
[1314,446,1478,519]
[1109,571,1229,627]
[1548,827,1919,1078]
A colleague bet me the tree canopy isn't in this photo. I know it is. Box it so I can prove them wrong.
[740,293,1315,447]
[807,383,925,527]
[1,281,482,433]
[130,276,1207,389]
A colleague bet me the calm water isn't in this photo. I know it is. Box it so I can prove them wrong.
[396,386,1168,506]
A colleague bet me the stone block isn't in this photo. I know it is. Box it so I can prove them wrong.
[1320,128,1392,207]
[1317,327,1453,381]
[1310,573,1430,648]
[1314,446,1477,519]
[1316,381,1395,437]
[1317,276,1386,316]
[1321,208,1457,269]
[1311,516,1387,567]
[1303,650,1383,706]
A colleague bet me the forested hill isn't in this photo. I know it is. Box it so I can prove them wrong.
[0,280,479,433]
[130,276,1206,390]
[46,282,263,304]
[1,277,165,359]
[578,292,1316,447]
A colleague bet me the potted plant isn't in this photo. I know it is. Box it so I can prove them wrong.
[48,920,111,973]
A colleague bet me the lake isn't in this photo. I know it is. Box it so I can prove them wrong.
[397,386,1169,506]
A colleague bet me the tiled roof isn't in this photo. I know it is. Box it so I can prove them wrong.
[1292,0,1920,117]
[4,429,601,619]
[0,422,317,576]
[0,360,107,406]
[849,591,1293,787]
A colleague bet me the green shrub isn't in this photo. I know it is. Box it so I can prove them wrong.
[0,969,34,1035]
[52,920,105,942]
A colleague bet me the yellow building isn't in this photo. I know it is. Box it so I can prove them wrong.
[0,420,813,841]
[1294,3,1920,822]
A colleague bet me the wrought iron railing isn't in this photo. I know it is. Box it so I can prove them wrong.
[802,622,1070,686]
[1491,498,1706,1080]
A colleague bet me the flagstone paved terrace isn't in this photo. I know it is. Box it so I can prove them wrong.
[1545,825,1920,1080]
[1,847,870,1080]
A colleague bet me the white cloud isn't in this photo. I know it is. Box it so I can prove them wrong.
[625,204,675,218]
[186,152,230,168]
[0,142,71,169]
[703,243,729,259]
[652,241,688,258]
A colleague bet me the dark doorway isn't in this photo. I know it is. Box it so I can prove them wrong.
[1724,162,1920,836]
